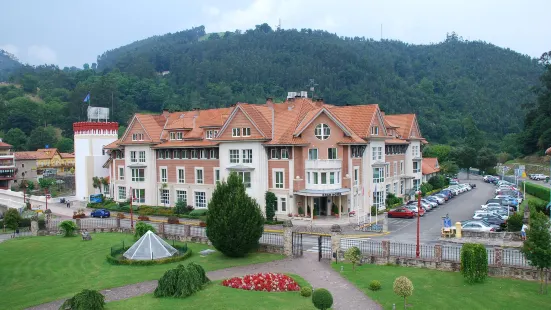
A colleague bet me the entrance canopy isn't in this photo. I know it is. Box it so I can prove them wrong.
[294,188,350,197]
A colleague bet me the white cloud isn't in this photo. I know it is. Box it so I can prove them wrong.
[203,5,221,17]
[0,44,19,57]
[27,45,57,64]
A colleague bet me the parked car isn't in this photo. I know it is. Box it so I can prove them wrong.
[461,220,501,231]
[405,205,425,217]
[462,221,497,232]
[90,209,111,218]
[474,214,506,227]
[439,190,453,199]
[481,202,502,209]
[434,193,449,201]
[422,199,438,208]
[486,198,507,207]
[427,195,445,204]
[388,207,415,218]
[530,174,548,181]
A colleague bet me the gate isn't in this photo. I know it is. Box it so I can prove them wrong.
[292,232,303,257]
[318,235,331,261]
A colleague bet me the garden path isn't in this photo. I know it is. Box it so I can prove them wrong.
[27,253,381,310]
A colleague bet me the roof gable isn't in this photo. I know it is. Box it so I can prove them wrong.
[383,114,415,139]
[422,157,440,175]
[120,115,155,144]
[217,104,268,140]
[294,108,353,138]
[409,115,422,138]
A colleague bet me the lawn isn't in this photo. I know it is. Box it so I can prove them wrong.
[108,275,316,310]
[0,233,284,309]
[519,194,546,214]
[333,263,549,310]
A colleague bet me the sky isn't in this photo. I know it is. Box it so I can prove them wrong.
[1,0,549,67]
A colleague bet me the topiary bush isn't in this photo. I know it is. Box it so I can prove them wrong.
[206,172,264,257]
[460,243,488,284]
[59,220,78,237]
[189,209,208,216]
[300,286,312,297]
[154,263,210,298]
[59,289,105,310]
[265,191,277,221]
[344,246,362,270]
[134,221,156,239]
[507,212,523,232]
[312,288,333,310]
[393,276,413,310]
[368,280,382,291]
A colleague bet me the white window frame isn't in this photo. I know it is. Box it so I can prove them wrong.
[377,147,382,160]
[209,149,216,159]
[270,148,278,159]
[195,167,204,184]
[372,147,377,161]
[214,168,220,183]
[177,167,185,184]
[243,127,251,137]
[373,167,384,183]
[160,189,170,205]
[281,148,289,159]
[160,166,168,183]
[354,166,360,186]
[328,148,337,160]
[400,180,404,195]
[138,151,146,163]
[230,149,240,163]
[132,188,145,203]
[118,166,124,180]
[273,169,284,189]
[278,196,287,213]
[371,126,379,135]
[199,149,206,159]
[329,172,335,184]
[385,163,390,178]
[176,190,187,203]
[191,149,198,159]
[118,186,126,200]
[315,123,330,140]
[308,148,318,160]
[206,130,214,140]
[194,191,207,208]
[242,149,252,164]
[413,161,420,173]
[393,182,398,193]
[321,172,327,184]
[132,133,144,141]
[393,161,397,176]
[130,151,137,163]
[400,160,404,174]
[232,128,241,137]
[237,171,251,188]
[131,168,145,182]
[313,172,319,184]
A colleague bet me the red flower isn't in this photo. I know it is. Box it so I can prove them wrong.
[221,273,300,292]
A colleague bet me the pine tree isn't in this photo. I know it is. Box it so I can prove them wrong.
[206,172,265,257]
[521,211,551,294]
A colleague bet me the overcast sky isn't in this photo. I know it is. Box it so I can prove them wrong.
[1,0,549,67]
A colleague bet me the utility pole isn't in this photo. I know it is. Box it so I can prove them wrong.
[308,79,318,99]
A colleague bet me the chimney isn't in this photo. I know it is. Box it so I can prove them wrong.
[162,109,170,118]
[315,98,324,108]
[266,97,273,108]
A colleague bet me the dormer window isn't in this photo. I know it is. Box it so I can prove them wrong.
[132,133,144,141]
[315,124,330,140]
[170,132,183,140]
[371,126,379,135]
[206,130,219,140]
[232,128,241,137]
[243,128,251,137]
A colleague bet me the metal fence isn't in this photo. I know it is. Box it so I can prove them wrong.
[487,248,495,265]
[79,218,118,229]
[190,226,207,237]
[341,239,383,256]
[320,236,332,259]
[9,227,32,238]
[390,242,417,259]
[259,232,283,246]
[503,249,528,267]
[164,223,186,235]
[441,245,461,262]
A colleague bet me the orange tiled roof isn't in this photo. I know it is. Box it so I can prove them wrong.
[383,114,415,139]
[0,141,12,148]
[60,153,75,158]
[15,151,52,160]
[135,114,166,142]
[422,157,440,175]
[104,139,121,149]
[152,140,219,148]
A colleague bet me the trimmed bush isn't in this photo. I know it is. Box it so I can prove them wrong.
[154,263,210,298]
[59,220,78,237]
[312,288,333,310]
[368,280,382,291]
[206,172,264,257]
[344,246,362,270]
[265,191,277,221]
[507,212,523,232]
[4,208,21,230]
[460,243,488,284]
[134,221,156,239]
[300,286,312,297]
[189,209,208,216]
[59,289,105,310]
[393,276,413,310]
[522,181,550,202]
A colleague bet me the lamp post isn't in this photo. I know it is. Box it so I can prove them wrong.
[416,190,422,258]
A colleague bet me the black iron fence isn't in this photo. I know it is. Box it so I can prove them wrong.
[259,232,283,246]
[341,239,383,256]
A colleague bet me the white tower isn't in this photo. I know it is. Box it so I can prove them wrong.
[73,107,118,201]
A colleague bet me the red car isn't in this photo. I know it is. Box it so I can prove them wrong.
[388,207,415,219]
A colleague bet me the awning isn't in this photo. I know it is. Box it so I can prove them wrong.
[127,163,147,168]
[102,158,112,169]
[401,175,416,179]
[226,165,255,172]
[294,188,351,197]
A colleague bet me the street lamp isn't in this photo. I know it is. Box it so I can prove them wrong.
[416,190,422,258]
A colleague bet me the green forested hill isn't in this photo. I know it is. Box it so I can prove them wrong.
[0,25,544,153]
[0,50,21,81]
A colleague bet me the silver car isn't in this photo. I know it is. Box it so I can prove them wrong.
[462,221,497,232]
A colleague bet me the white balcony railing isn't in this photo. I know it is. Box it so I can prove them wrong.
[305,159,342,170]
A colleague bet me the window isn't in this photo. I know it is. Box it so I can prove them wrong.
[160,167,167,183]
[394,182,398,194]
[177,168,185,183]
[173,150,181,159]
[214,168,220,183]
[199,149,206,159]
[132,133,144,141]
[232,128,241,137]
[243,128,251,137]
[176,190,187,203]
[373,147,382,160]
[307,172,311,184]
[413,161,420,173]
[130,151,137,163]
[393,161,397,176]
[209,149,216,159]
[413,179,420,191]
[313,172,319,184]
[371,126,379,135]
[182,150,188,159]
[103,184,109,195]
[118,167,124,180]
[242,149,252,163]
[386,184,390,194]
[308,148,318,160]
[191,149,198,159]
[237,171,251,188]
[206,130,215,139]
[373,190,385,210]
[321,172,327,184]
[372,147,377,161]
[281,148,289,159]
[118,186,126,200]
[274,170,284,189]
[195,168,204,184]
[373,167,384,183]
[139,151,145,163]
[160,189,170,205]
[354,167,359,186]
[400,161,404,174]
[115,151,121,159]
[170,132,183,140]
[329,172,335,184]
[328,148,337,160]
[385,163,390,177]
[194,191,206,208]
[132,188,145,203]
[351,145,365,158]
[131,168,145,182]
[270,149,278,159]
[230,149,240,163]
[400,180,404,195]
[280,197,287,212]
[315,123,330,140]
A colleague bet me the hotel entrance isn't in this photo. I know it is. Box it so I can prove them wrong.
[312,197,328,216]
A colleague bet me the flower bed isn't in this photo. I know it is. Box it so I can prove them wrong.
[222,273,300,292]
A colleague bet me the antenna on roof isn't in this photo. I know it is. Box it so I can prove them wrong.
[277,18,281,31]
[308,79,318,99]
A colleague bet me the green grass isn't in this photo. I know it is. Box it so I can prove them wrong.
[333,263,549,309]
[0,233,284,309]
[108,275,315,310]
[519,194,547,214]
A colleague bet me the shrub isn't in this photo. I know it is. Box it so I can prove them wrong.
[206,172,264,257]
[522,181,551,202]
[507,212,523,232]
[134,221,156,239]
[167,216,180,224]
[300,286,312,297]
[138,215,150,221]
[189,209,208,216]
[154,263,209,298]
[59,220,78,237]
[460,243,488,284]
[174,200,187,215]
[4,208,21,230]
[265,191,277,221]
[60,289,105,310]
[393,276,413,310]
[368,280,382,291]
[311,288,333,310]
[344,246,362,270]
[428,175,445,190]
[420,182,433,196]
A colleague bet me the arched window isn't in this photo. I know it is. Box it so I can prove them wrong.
[315,124,330,140]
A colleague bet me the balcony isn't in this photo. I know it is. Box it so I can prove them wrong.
[0,153,14,159]
[305,159,342,170]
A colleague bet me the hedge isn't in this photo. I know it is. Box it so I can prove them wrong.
[0,218,45,230]
[521,181,550,202]
[106,245,192,266]
[88,201,205,219]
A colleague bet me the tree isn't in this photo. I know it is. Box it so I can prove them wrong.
[265,191,277,221]
[38,178,55,194]
[4,208,21,230]
[428,175,445,189]
[439,161,459,176]
[475,147,497,173]
[59,220,78,237]
[206,172,264,257]
[174,199,187,215]
[92,177,101,193]
[393,276,414,309]
[344,246,361,270]
[521,211,551,294]
[118,126,127,138]
[460,243,488,284]
[55,137,74,153]
[27,126,58,150]
[21,74,38,93]
[3,128,28,151]
[450,147,476,176]
[134,221,156,239]
[463,116,484,150]
[422,144,452,162]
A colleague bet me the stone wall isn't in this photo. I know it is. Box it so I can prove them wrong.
[461,230,522,241]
